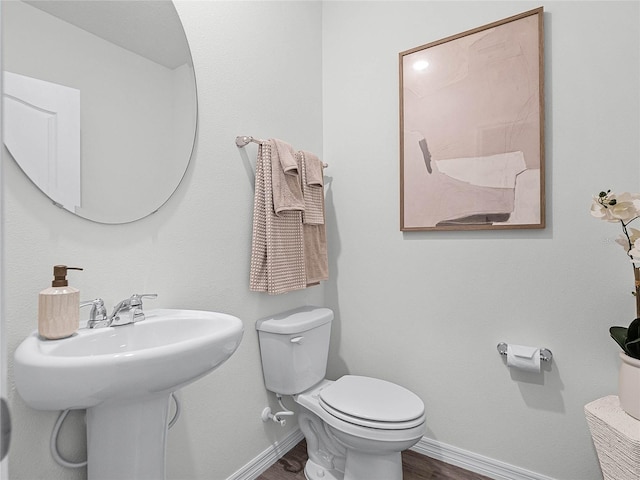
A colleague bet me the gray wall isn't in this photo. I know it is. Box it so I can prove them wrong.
[4,1,640,480]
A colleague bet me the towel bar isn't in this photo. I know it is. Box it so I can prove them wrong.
[497,342,553,362]
[235,135,328,168]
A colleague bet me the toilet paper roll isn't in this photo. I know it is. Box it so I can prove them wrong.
[506,344,541,372]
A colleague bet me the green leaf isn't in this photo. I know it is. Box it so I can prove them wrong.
[610,326,629,352]
[628,318,640,342]
[625,337,640,359]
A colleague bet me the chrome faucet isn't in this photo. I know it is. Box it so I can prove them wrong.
[109,294,158,327]
[82,294,157,328]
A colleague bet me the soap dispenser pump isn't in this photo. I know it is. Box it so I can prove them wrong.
[38,265,83,340]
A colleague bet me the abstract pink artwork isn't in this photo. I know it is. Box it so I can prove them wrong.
[400,8,545,231]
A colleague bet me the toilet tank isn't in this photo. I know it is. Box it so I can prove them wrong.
[256,306,333,395]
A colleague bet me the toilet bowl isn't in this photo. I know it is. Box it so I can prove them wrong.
[256,307,426,480]
[296,377,426,480]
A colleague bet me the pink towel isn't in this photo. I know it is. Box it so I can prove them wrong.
[300,150,325,225]
[250,140,306,294]
[272,139,304,215]
[297,151,328,284]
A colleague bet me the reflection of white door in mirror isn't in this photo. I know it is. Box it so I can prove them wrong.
[3,72,81,213]
[3,0,197,224]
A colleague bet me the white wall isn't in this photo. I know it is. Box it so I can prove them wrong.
[322,1,639,480]
[4,1,323,479]
[3,1,639,480]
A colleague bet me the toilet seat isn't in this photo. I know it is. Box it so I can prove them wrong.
[296,378,427,445]
[319,375,425,430]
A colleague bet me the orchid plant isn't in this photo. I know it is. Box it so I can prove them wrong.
[591,190,640,359]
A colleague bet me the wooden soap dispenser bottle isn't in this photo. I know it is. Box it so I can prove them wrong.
[38,265,83,340]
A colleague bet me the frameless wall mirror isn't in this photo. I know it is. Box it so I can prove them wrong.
[2,0,197,224]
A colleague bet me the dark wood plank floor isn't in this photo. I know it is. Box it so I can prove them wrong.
[257,440,492,480]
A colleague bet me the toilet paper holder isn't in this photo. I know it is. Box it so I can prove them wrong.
[497,342,553,362]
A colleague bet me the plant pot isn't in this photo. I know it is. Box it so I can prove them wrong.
[618,352,640,420]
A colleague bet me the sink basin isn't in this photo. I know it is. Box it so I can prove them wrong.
[13,308,243,480]
[14,308,244,410]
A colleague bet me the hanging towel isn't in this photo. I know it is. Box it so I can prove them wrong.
[300,150,325,226]
[298,151,329,285]
[250,140,307,294]
[304,224,328,285]
[272,139,305,214]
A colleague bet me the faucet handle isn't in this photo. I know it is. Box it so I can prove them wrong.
[129,293,158,307]
[80,298,106,314]
[129,294,157,323]
[81,298,109,328]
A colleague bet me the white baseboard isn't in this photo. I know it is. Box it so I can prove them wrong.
[226,429,305,480]
[227,430,557,480]
[411,436,558,480]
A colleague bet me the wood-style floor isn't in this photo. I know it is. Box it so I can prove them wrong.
[257,440,492,480]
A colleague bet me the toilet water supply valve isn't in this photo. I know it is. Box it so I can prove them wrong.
[262,394,294,427]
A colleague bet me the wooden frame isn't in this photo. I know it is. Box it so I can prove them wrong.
[399,8,545,231]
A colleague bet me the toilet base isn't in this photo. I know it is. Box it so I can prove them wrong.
[303,451,403,480]
[304,458,343,480]
[343,449,403,480]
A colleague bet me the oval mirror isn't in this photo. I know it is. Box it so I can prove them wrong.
[3,0,197,224]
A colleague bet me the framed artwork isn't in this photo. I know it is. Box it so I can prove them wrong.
[399,8,545,231]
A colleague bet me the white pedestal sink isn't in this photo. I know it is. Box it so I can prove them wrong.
[14,309,244,480]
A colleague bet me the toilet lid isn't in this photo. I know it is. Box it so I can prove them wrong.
[319,376,425,429]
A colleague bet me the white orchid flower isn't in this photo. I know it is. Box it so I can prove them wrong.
[611,193,640,222]
[616,228,640,251]
[592,191,640,223]
[630,238,640,262]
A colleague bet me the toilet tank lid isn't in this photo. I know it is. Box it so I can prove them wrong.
[256,306,333,334]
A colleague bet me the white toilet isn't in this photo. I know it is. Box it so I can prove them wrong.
[256,306,426,480]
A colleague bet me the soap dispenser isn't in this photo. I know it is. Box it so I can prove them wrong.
[38,265,83,340]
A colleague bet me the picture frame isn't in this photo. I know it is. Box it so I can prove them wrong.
[399,7,545,231]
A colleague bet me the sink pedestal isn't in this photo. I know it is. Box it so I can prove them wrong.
[86,394,171,480]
